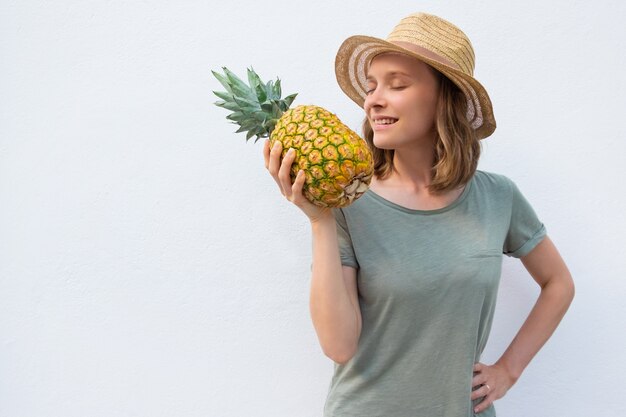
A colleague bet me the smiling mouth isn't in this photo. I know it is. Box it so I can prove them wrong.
[373,118,398,125]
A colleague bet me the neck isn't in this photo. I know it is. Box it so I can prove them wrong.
[387,140,436,193]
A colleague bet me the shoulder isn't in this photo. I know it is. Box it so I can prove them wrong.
[473,169,516,195]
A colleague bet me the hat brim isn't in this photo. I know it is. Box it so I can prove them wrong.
[335,35,496,139]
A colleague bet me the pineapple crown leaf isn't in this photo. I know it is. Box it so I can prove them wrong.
[273,79,281,99]
[212,90,232,102]
[211,69,234,95]
[215,100,240,112]
[212,66,298,142]
[247,67,268,103]
[282,94,297,110]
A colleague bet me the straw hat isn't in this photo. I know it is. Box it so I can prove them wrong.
[335,12,496,139]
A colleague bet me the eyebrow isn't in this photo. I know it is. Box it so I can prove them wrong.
[365,71,412,82]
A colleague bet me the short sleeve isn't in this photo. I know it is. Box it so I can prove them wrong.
[503,179,547,258]
[332,208,359,268]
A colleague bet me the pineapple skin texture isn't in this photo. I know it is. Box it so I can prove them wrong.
[269,105,374,208]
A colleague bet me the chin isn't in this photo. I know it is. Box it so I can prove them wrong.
[372,140,391,150]
[372,133,400,150]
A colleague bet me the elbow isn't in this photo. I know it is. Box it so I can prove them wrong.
[561,271,575,302]
[552,272,575,308]
[566,274,576,304]
[329,353,355,366]
[539,272,575,316]
[324,344,358,365]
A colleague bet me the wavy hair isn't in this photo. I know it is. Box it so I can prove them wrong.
[361,68,482,194]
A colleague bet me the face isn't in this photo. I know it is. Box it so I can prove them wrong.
[363,52,440,150]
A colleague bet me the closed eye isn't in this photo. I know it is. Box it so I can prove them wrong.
[365,84,408,95]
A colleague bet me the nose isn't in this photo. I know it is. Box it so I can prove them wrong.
[364,87,386,114]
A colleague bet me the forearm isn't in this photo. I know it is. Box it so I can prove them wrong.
[496,274,575,382]
[309,215,359,362]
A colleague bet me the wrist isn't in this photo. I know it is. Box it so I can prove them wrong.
[309,209,333,226]
[495,358,521,385]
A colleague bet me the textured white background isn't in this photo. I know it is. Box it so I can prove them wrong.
[1,1,625,416]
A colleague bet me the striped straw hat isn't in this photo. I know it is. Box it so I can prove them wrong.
[335,12,496,139]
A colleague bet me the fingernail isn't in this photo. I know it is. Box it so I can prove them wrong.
[273,142,280,149]
[287,148,295,155]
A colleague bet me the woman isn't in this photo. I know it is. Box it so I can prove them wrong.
[264,12,574,417]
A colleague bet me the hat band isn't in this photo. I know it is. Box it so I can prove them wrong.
[389,40,462,72]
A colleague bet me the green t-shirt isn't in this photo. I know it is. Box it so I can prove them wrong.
[324,169,547,417]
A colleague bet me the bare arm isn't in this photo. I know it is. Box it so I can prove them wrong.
[309,217,361,364]
[472,235,575,413]
[496,235,575,379]
[263,139,362,364]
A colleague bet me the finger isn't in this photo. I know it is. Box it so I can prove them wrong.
[268,141,283,177]
[472,373,487,389]
[474,362,484,372]
[474,393,494,414]
[290,169,306,202]
[470,384,491,401]
[278,148,296,197]
[267,141,284,193]
[263,139,270,169]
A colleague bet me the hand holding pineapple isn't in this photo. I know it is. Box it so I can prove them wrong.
[212,67,374,209]
[263,139,334,223]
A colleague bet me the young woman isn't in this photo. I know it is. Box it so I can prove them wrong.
[264,12,574,417]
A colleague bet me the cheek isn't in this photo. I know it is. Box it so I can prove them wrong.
[404,95,437,128]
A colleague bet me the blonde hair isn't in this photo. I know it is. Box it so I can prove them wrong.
[361,67,482,194]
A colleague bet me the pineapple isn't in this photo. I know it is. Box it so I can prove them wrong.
[212,67,373,208]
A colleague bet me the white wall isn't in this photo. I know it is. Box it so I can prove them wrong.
[1,1,624,416]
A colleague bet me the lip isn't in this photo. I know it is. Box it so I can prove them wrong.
[370,115,399,131]
[371,115,397,121]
